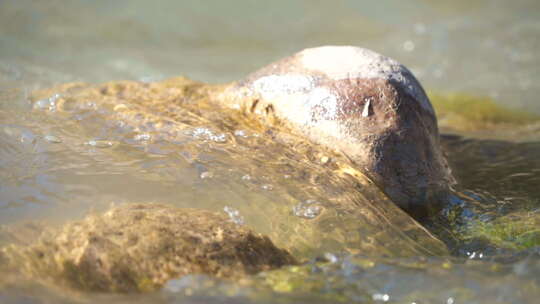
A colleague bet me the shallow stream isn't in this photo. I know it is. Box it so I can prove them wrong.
[1,1,540,303]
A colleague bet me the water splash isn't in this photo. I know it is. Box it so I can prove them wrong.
[188,127,227,143]
[33,94,61,112]
[133,133,152,142]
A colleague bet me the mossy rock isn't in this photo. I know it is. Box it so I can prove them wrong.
[1,203,296,292]
[464,210,540,251]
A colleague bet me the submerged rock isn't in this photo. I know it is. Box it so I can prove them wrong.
[26,46,452,260]
[463,210,540,252]
[222,46,455,214]
[31,46,455,214]
[1,203,296,292]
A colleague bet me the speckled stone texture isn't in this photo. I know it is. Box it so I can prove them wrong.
[223,46,455,215]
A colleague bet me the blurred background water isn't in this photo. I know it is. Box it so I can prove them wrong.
[1,0,540,303]
[1,0,539,112]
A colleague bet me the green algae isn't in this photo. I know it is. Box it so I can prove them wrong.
[434,135,540,254]
[464,210,540,251]
[242,254,537,304]
[428,92,540,131]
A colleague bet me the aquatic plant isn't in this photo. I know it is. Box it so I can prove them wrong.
[429,92,539,131]
[464,210,540,251]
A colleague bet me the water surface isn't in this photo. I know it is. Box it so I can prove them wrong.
[1,1,540,303]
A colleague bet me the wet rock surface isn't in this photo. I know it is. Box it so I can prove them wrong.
[29,46,455,215]
[11,47,470,295]
[223,46,455,214]
[1,203,296,292]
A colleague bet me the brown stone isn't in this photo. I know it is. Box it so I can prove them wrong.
[221,46,455,214]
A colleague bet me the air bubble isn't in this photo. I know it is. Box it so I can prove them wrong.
[199,171,214,179]
[403,40,415,52]
[189,127,228,143]
[372,293,390,302]
[33,94,60,112]
[134,133,151,141]
[44,135,62,143]
[234,130,248,138]
[85,140,114,148]
[223,206,244,225]
[19,130,36,145]
[3,126,36,146]
[261,184,274,191]
[323,252,338,263]
[293,199,323,219]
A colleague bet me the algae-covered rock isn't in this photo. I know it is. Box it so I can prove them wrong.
[464,210,540,251]
[158,254,540,303]
[1,203,296,292]
[31,46,456,215]
[250,254,540,303]
[27,46,452,260]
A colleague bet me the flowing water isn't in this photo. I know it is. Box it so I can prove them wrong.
[1,0,540,303]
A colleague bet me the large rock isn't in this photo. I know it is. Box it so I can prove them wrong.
[222,46,455,214]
